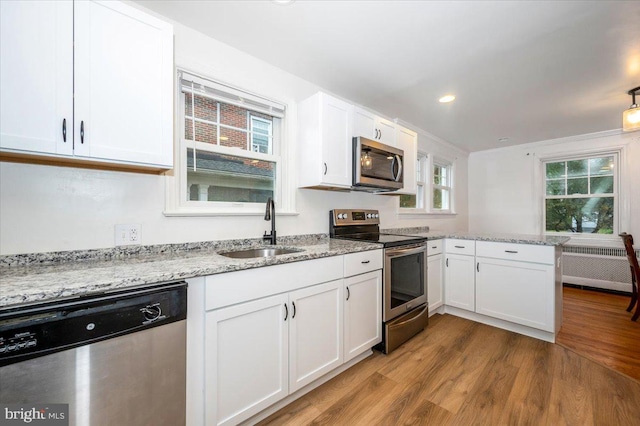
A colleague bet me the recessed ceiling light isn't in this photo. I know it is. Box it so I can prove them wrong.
[439,95,455,103]
[272,0,295,5]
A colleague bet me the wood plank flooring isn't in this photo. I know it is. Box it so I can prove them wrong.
[556,286,640,381]
[258,313,640,425]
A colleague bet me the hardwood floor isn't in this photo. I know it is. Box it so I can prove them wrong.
[259,313,640,425]
[556,286,640,381]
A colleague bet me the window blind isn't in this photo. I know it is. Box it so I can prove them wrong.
[178,70,286,118]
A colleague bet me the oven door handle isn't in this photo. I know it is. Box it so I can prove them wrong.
[385,244,426,258]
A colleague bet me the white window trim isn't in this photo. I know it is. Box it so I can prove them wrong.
[541,150,621,239]
[164,69,296,217]
[399,153,457,215]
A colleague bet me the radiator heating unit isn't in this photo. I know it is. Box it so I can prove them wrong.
[562,245,638,293]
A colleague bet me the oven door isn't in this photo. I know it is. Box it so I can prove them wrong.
[383,243,428,321]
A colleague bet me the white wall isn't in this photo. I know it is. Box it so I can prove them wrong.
[0,17,468,255]
[468,130,640,245]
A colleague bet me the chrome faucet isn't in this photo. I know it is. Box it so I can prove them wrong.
[263,197,276,245]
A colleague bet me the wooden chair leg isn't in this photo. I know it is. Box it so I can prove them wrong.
[627,265,638,312]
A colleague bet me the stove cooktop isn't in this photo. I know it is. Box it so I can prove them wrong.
[333,232,427,248]
[329,209,427,248]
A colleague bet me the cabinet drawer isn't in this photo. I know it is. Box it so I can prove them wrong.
[427,240,443,256]
[444,239,475,256]
[476,241,554,265]
[206,256,343,310]
[344,249,383,277]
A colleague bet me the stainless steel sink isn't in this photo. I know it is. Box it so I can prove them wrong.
[218,248,302,259]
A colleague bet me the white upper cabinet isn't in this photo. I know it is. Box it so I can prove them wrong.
[73,1,173,167]
[0,0,73,156]
[395,125,417,195]
[353,107,397,146]
[298,92,353,189]
[0,0,174,169]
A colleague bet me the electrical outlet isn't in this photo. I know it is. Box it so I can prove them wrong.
[115,224,141,246]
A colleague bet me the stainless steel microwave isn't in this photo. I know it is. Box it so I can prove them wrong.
[352,136,404,192]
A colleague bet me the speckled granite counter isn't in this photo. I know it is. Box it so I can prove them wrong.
[382,227,570,246]
[0,235,381,309]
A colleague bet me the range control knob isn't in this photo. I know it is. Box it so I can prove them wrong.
[141,304,162,322]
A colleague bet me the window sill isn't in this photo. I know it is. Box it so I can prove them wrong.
[398,210,457,217]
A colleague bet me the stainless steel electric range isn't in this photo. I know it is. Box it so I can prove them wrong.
[330,209,429,353]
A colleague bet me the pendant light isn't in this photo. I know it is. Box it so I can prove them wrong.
[623,86,640,132]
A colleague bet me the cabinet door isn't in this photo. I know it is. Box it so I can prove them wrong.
[344,271,382,362]
[353,107,376,140]
[395,125,417,194]
[74,0,173,167]
[320,95,353,186]
[444,254,475,311]
[375,117,397,146]
[289,280,343,392]
[0,0,73,156]
[205,294,289,426]
[428,254,444,311]
[476,257,555,331]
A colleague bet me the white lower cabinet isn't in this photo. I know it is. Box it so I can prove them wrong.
[444,253,476,312]
[205,294,289,426]
[427,253,443,311]
[475,257,555,332]
[343,270,382,362]
[205,280,343,426]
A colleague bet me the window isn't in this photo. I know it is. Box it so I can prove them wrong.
[168,70,286,214]
[544,154,617,235]
[400,153,427,209]
[400,154,454,214]
[432,160,452,211]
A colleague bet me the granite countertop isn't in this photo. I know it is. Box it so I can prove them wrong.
[0,235,381,310]
[383,227,570,246]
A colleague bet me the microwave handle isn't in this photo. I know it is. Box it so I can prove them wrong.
[392,154,403,182]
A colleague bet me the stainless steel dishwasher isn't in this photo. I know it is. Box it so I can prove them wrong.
[0,281,187,426]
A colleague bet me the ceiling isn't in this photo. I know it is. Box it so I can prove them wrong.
[136,0,640,152]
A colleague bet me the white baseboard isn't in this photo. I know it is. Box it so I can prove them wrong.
[563,276,632,293]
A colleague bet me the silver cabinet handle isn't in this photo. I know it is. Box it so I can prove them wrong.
[323,162,327,175]
[505,250,518,254]
[477,262,480,272]
[284,303,288,321]
[361,260,370,264]
[446,258,449,267]
[292,301,296,319]
[80,120,85,144]
[62,118,67,142]
[346,287,350,301]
